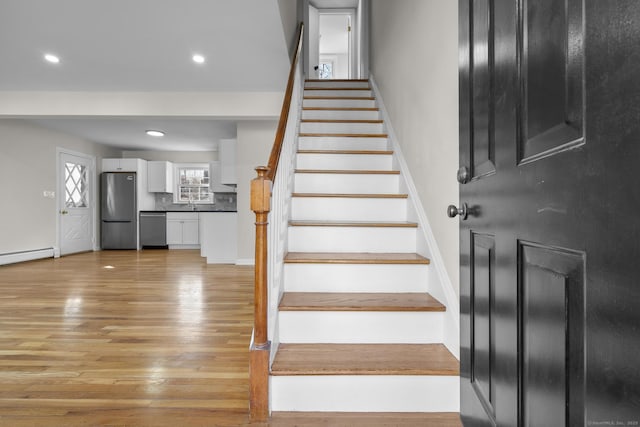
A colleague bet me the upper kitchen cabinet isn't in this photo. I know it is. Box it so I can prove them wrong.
[102,158,141,172]
[219,139,237,185]
[147,161,173,193]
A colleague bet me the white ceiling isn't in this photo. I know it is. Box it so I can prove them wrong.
[0,0,290,151]
[32,118,238,151]
[0,0,290,91]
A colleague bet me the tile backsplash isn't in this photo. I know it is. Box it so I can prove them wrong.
[153,192,237,211]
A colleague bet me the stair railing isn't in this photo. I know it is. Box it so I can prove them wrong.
[250,22,304,422]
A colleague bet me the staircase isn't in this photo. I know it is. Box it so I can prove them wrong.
[269,79,460,419]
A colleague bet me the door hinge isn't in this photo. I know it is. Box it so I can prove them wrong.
[348,26,352,32]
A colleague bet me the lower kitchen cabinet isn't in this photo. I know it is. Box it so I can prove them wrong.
[166,212,199,247]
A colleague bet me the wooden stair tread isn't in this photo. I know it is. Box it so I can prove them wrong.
[306,79,369,82]
[292,193,408,199]
[299,133,388,138]
[301,119,383,123]
[295,169,400,175]
[289,220,417,228]
[303,107,379,111]
[279,292,445,312]
[270,412,462,426]
[304,87,372,91]
[304,96,376,100]
[284,252,430,264]
[297,149,393,155]
[271,344,459,376]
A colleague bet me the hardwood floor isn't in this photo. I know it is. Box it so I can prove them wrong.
[0,250,461,426]
[0,250,255,426]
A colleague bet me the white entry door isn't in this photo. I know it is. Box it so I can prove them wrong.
[58,151,95,255]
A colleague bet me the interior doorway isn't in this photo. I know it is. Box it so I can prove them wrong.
[305,0,368,80]
[318,11,355,79]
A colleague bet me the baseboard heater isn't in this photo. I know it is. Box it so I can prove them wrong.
[0,247,58,266]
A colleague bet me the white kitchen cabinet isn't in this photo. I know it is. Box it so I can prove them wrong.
[219,139,237,185]
[147,161,173,193]
[102,158,140,172]
[210,161,236,193]
[167,212,199,247]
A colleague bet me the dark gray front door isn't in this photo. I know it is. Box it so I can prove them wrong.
[458,1,640,425]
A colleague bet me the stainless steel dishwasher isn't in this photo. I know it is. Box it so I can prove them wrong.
[139,212,167,248]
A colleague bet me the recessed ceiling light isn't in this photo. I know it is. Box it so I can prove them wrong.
[44,53,60,64]
[146,130,165,137]
[192,54,205,64]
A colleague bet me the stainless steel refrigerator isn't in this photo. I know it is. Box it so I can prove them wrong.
[101,172,137,249]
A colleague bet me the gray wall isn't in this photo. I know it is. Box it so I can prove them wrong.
[236,120,279,263]
[0,119,119,254]
[370,0,459,293]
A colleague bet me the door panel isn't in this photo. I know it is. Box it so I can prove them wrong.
[470,233,496,422]
[459,1,640,426]
[518,0,584,164]
[471,0,496,179]
[518,242,585,427]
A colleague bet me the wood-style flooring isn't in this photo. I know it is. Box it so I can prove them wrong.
[0,250,460,426]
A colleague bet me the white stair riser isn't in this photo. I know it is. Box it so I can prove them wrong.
[279,311,443,343]
[284,264,429,293]
[300,122,385,134]
[305,81,370,89]
[304,89,373,98]
[294,174,400,194]
[288,227,417,253]
[302,110,380,121]
[298,136,389,151]
[271,375,460,412]
[296,153,393,170]
[291,197,407,221]
[303,98,376,108]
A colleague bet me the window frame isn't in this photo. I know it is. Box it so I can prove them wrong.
[173,163,213,204]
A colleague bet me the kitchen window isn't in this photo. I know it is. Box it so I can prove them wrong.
[174,164,212,204]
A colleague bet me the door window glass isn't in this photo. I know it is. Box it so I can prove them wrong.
[65,162,88,208]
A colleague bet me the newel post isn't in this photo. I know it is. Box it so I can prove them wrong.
[249,166,271,422]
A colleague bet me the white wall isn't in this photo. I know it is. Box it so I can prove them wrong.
[0,119,119,254]
[0,92,283,119]
[320,53,349,79]
[122,151,217,163]
[236,121,279,263]
[278,0,300,57]
[370,0,459,294]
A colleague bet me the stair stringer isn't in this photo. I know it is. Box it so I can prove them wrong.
[370,74,460,359]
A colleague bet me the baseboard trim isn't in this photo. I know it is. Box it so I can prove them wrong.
[236,259,256,266]
[0,248,55,266]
